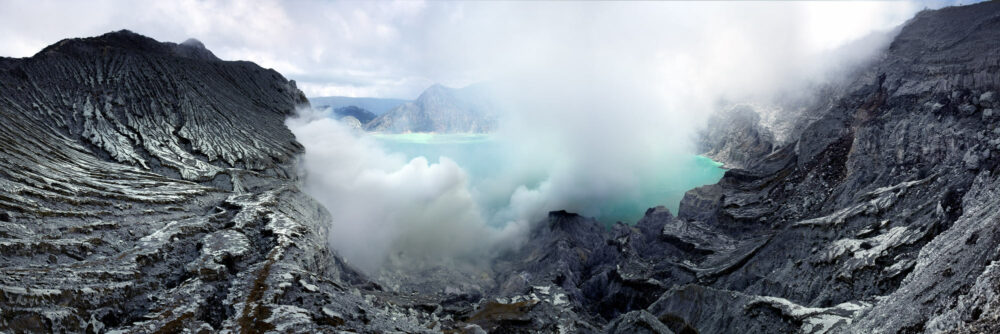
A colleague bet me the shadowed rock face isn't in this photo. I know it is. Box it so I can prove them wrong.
[699,105,775,169]
[380,2,1000,333]
[3,2,1000,333]
[653,2,1000,333]
[329,105,377,125]
[307,96,410,116]
[2,29,305,182]
[0,30,435,333]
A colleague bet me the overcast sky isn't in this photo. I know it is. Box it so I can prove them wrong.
[0,0,981,99]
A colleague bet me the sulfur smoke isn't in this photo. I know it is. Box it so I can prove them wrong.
[287,1,921,272]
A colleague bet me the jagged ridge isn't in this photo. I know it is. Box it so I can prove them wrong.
[0,30,436,333]
[3,2,1000,332]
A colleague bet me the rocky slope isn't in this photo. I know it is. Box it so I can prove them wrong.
[698,104,776,169]
[3,2,1000,333]
[386,2,1000,333]
[0,30,435,333]
[620,2,1000,333]
[365,84,497,133]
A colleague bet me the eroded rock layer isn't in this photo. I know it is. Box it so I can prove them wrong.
[388,2,1000,333]
[3,2,1000,333]
[494,3,1000,333]
[0,30,433,333]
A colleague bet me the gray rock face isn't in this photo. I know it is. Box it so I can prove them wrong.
[0,30,431,333]
[383,2,1000,332]
[4,1,1000,333]
[670,2,1000,333]
[699,105,775,169]
[365,84,498,133]
[604,310,674,334]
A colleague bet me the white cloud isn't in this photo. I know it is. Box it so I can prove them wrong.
[0,1,959,99]
[800,2,921,51]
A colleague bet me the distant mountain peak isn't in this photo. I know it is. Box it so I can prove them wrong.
[365,83,497,133]
[416,83,457,101]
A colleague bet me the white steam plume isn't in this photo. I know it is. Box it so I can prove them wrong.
[286,110,505,272]
[288,2,921,272]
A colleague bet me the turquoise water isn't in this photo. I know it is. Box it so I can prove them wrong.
[373,133,725,225]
